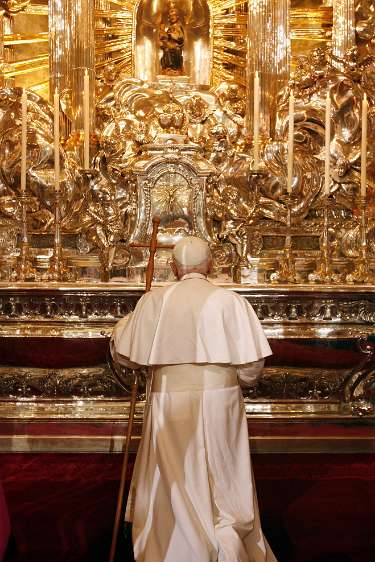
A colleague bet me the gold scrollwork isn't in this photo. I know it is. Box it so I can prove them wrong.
[0,0,30,16]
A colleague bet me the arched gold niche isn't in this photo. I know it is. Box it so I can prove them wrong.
[106,0,248,88]
[135,0,211,85]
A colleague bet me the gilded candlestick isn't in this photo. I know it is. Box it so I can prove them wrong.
[14,90,36,282]
[14,193,36,281]
[47,191,71,281]
[270,194,298,284]
[308,196,336,283]
[346,196,373,284]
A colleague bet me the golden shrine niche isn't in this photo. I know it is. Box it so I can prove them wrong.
[135,0,211,84]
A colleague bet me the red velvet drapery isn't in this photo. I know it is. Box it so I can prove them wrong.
[0,481,10,562]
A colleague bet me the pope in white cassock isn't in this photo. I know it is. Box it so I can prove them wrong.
[111,236,277,562]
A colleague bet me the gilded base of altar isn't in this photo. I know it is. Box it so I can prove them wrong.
[0,282,374,433]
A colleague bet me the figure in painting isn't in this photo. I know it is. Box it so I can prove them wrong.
[159,1,185,75]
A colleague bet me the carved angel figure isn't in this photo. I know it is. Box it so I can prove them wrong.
[207,173,258,266]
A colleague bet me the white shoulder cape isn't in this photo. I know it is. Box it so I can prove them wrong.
[113,275,272,366]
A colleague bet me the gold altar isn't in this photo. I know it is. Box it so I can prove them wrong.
[0,0,375,435]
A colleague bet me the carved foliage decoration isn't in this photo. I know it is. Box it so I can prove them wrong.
[0,0,30,15]
[0,87,79,232]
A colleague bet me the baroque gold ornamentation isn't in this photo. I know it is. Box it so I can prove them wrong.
[1,1,375,424]
[342,338,375,415]
[0,3,375,283]
[0,0,30,16]
[1,48,375,279]
[0,364,124,398]
[0,87,79,233]
[0,287,374,414]
[0,285,374,330]
[93,78,255,257]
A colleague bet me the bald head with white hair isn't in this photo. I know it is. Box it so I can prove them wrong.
[171,236,212,279]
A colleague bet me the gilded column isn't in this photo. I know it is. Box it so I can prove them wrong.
[1,10,14,87]
[71,0,95,134]
[332,0,355,59]
[0,1,30,87]
[0,9,4,87]
[247,0,290,138]
[49,0,72,96]
[49,0,95,136]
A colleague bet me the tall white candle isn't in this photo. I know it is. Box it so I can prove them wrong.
[324,91,331,195]
[287,90,295,194]
[83,68,90,169]
[360,93,368,197]
[54,87,60,192]
[20,88,27,193]
[253,71,260,169]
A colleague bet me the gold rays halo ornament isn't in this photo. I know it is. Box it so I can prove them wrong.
[96,0,248,87]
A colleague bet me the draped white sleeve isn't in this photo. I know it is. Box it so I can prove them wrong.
[110,315,142,369]
[237,359,265,387]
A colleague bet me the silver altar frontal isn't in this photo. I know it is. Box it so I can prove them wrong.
[0,0,375,426]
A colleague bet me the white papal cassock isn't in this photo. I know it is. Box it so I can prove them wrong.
[111,273,277,562]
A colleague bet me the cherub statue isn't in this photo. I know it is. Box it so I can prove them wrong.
[207,175,257,268]
[96,63,120,99]
[184,95,210,124]
[215,82,246,125]
[283,48,329,103]
[0,1,30,15]
[328,46,375,83]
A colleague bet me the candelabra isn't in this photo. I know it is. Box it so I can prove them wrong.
[308,196,337,283]
[14,192,36,281]
[270,194,298,284]
[346,196,373,284]
[47,190,71,281]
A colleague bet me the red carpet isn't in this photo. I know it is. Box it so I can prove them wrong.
[0,481,10,562]
[1,453,374,562]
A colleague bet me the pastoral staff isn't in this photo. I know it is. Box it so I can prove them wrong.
[111,236,277,562]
